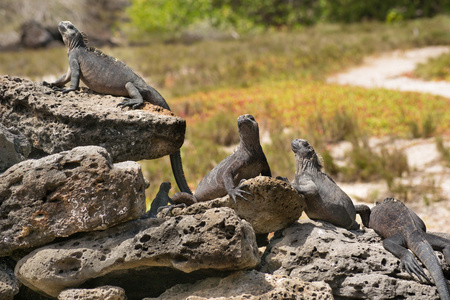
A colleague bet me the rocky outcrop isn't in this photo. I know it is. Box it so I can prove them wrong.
[0,123,31,173]
[159,176,306,234]
[260,219,449,299]
[58,286,127,300]
[15,207,259,298]
[0,146,147,256]
[2,75,448,300]
[145,270,334,300]
[0,76,186,162]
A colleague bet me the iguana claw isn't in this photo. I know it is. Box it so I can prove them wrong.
[400,252,431,283]
[229,187,252,204]
[117,98,143,110]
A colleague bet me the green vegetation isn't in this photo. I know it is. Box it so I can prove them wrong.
[414,52,450,81]
[125,0,450,38]
[140,81,450,200]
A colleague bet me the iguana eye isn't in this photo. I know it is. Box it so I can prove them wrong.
[68,25,74,30]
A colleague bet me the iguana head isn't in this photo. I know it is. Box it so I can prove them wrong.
[291,139,323,171]
[58,21,87,50]
[237,114,260,149]
[159,182,172,193]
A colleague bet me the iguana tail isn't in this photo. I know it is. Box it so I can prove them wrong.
[409,232,450,300]
[170,150,193,194]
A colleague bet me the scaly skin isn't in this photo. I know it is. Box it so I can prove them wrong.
[172,114,271,205]
[44,21,192,194]
[357,198,450,300]
[288,139,359,230]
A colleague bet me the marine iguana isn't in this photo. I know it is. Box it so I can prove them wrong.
[172,114,272,205]
[287,139,360,230]
[43,21,192,194]
[142,182,173,218]
[357,198,450,300]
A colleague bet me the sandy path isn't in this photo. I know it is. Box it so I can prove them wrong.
[328,46,450,97]
[327,46,450,233]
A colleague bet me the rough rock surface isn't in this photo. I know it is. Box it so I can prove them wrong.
[260,219,449,299]
[0,146,147,256]
[145,270,334,300]
[0,259,19,300]
[160,176,306,234]
[0,123,30,173]
[0,76,186,162]
[58,285,126,300]
[15,207,259,298]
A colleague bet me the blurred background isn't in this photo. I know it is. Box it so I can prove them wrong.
[1,0,449,231]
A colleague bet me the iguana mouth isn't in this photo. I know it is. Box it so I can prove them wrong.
[58,24,66,33]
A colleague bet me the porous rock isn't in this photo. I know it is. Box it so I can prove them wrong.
[0,259,19,300]
[160,176,306,234]
[0,76,186,162]
[0,123,31,173]
[15,207,259,298]
[260,219,447,299]
[58,285,126,300]
[0,146,147,256]
[144,270,333,300]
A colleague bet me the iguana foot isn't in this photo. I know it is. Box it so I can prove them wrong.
[276,176,290,183]
[157,203,187,217]
[117,98,144,110]
[400,251,431,283]
[50,86,77,93]
[229,187,252,204]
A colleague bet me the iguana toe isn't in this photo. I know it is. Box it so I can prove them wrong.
[117,98,143,110]
[401,252,431,283]
[229,188,252,204]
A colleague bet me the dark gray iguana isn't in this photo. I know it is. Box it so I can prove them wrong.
[142,182,173,218]
[357,198,450,300]
[284,139,360,230]
[172,114,272,205]
[43,21,192,194]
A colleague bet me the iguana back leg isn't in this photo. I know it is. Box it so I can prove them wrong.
[425,232,450,264]
[117,82,144,109]
[383,234,431,283]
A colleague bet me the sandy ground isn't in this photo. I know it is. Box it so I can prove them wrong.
[327,46,450,233]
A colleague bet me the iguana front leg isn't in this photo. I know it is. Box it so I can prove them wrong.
[292,176,319,197]
[117,82,144,109]
[44,59,81,93]
[222,166,251,204]
[43,67,71,87]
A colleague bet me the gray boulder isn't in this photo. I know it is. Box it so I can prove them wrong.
[159,176,306,234]
[0,75,185,162]
[0,146,147,256]
[0,259,19,300]
[20,20,55,49]
[58,285,126,300]
[145,270,334,300]
[0,124,30,173]
[15,207,259,298]
[260,219,448,299]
